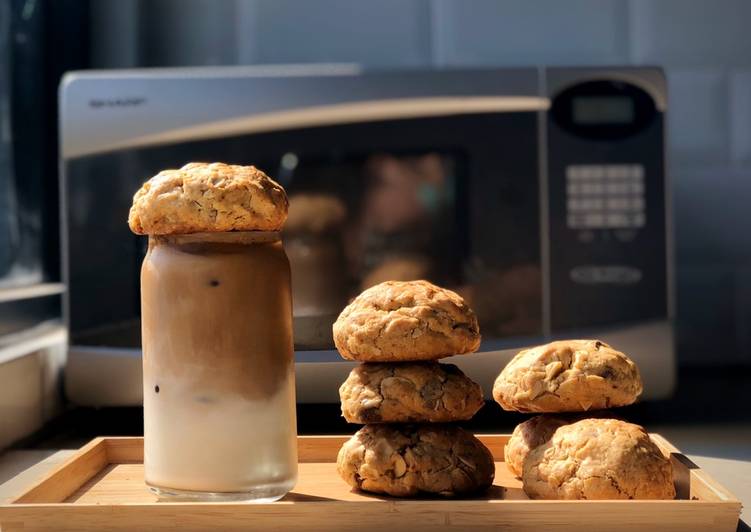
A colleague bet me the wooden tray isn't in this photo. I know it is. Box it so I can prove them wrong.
[0,435,741,532]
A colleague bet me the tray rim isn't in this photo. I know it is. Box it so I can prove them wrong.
[0,434,742,508]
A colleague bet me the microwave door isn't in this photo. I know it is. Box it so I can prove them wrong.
[63,95,547,339]
[62,99,546,405]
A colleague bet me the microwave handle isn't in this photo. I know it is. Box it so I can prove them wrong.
[62,95,549,159]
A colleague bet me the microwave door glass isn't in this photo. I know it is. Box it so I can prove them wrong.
[64,112,542,351]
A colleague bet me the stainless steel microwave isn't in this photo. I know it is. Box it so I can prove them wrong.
[59,65,674,406]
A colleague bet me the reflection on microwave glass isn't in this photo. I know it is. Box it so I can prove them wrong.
[282,151,541,346]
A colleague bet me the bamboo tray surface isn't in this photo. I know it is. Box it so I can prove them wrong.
[0,435,741,532]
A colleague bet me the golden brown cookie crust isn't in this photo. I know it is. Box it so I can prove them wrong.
[522,418,675,500]
[128,162,288,235]
[333,280,481,362]
[339,362,484,424]
[505,412,614,477]
[492,340,642,413]
[336,424,495,497]
[505,415,570,478]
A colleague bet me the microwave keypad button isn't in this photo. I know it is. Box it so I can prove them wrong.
[584,214,606,227]
[578,167,593,178]
[604,182,626,194]
[581,183,604,194]
[587,166,605,179]
[566,166,583,180]
[605,198,626,210]
[569,198,600,211]
[565,164,646,230]
[568,214,587,227]
[605,166,628,180]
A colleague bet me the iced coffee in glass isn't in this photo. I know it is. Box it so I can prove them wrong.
[128,162,297,501]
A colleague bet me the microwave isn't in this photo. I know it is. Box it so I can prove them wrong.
[59,65,673,406]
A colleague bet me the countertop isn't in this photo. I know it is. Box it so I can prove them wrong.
[1,423,748,530]
[1,366,749,527]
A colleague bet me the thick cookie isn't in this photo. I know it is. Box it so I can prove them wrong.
[128,162,288,235]
[505,415,569,478]
[339,362,484,423]
[522,418,675,500]
[504,412,613,477]
[492,340,642,413]
[337,424,495,497]
[333,280,481,362]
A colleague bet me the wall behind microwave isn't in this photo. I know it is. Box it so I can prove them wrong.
[81,0,751,367]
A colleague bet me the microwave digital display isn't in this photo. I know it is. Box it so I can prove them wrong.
[572,96,634,125]
[552,80,657,140]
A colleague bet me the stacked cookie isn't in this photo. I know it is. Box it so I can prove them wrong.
[333,280,495,497]
[493,340,675,500]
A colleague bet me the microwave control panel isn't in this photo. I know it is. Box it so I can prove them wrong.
[546,71,667,331]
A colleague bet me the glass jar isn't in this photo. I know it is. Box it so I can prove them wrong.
[140,231,297,501]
